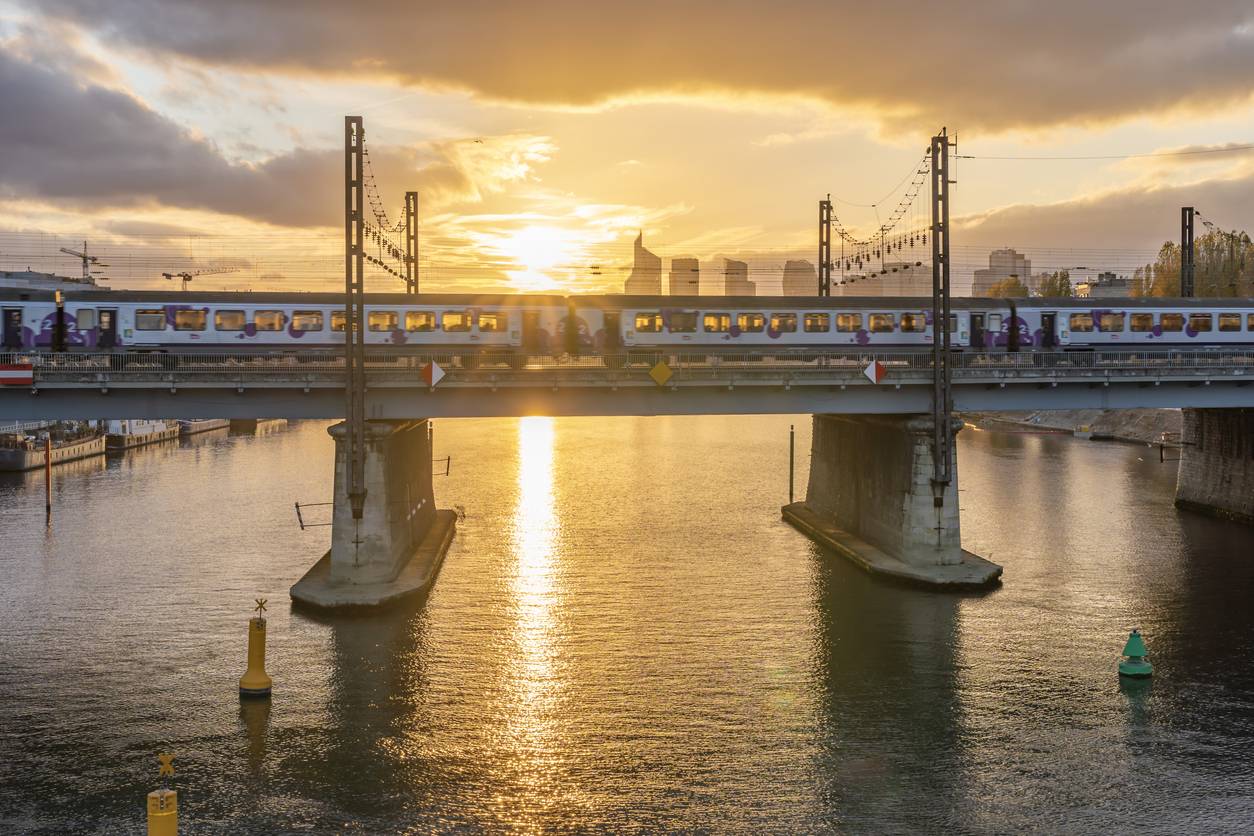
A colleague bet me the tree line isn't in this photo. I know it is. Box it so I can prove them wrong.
[983,227,1252,298]
[1131,229,1253,297]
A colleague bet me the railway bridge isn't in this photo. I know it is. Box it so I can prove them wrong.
[3,347,1252,600]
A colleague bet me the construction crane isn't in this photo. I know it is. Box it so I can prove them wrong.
[58,241,108,284]
[161,265,240,291]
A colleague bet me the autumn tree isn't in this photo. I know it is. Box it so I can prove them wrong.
[986,276,1029,298]
[1036,270,1072,297]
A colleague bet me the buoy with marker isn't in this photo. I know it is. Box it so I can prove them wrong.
[146,753,177,836]
[239,598,273,698]
[1118,628,1153,678]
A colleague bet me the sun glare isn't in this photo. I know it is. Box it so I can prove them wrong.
[497,226,582,291]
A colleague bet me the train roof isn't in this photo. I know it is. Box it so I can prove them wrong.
[0,289,569,305]
[2,288,1252,308]
[578,294,1254,309]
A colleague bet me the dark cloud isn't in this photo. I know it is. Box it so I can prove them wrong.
[26,0,1254,131]
[0,46,517,227]
[955,170,1254,251]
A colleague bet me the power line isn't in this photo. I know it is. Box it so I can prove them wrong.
[956,143,1254,161]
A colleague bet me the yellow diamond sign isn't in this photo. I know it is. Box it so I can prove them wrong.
[649,360,673,386]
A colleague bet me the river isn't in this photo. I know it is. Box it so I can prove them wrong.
[1,417,1252,833]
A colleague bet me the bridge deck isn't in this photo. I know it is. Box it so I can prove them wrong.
[3,350,1253,419]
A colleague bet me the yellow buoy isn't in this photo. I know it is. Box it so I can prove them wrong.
[147,753,177,835]
[239,599,273,698]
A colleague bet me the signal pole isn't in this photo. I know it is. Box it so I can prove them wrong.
[1181,206,1195,297]
[929,128,954,502]
[818,196,832,296]
[404,190,419,294]
[344,116,367,521]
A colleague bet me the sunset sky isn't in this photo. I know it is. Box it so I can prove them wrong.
[2,1,1253,293]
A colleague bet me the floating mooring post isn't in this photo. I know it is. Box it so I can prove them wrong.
[146,753,177,836]
[239,599,272,698]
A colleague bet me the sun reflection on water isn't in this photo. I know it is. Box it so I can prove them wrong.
[504,416,566,818]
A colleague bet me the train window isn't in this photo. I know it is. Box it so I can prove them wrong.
[443,311,472,332]
[737,313,765,332]
[368,311,399,331]
[1130,313,1154,332]
[1249,314,1254,331]
[215,310,246,331]
[803,313,829,332]
[899,313,926,332]
[869,313,895,333]
[1069,313,1094,332]
[331,311,347,332]
[770,313,797,333]
[1188,313,1212,332]
[668,312,697,333]
[1159,313,1184,332]
[1218,313,1241,332]
[405,311,437,331]
[291,311,323,332]
[948,314,959,333]
[836,313,862,332]
[1099,312,1124,331]
[75,309,95,330]
[135,309,166,331]
[634,313,663,333]
[173,310,206,331]
[703,313,730,332]
[254,310,284,331]
[987,314,1003,332]
[479,312,507,332]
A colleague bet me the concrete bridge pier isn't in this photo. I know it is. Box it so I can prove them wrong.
[290,419,456,609]
[1175,408,1254,525]
[783,413,1002,589]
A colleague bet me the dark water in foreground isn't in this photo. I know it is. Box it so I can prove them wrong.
[1,417,1252,834]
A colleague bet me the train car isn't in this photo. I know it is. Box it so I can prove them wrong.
[0,291,571,358]
[4,289,1253,358]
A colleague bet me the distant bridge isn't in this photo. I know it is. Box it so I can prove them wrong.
[2,348,1253,420]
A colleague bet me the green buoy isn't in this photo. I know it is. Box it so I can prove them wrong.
[1118,628,1153,678]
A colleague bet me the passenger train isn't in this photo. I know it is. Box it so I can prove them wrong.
[3,290,1254,359]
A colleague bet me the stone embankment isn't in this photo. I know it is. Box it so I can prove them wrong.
[963,408,1181,445]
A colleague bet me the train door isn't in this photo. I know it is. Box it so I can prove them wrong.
[603,312,621,352]
[2,308,21,349]
[970,312,986,349]
[521,311,542,353]
[1040,312,1057,348]
[98,309,118,349]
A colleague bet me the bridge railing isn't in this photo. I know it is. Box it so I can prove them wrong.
[4,348,1254,385]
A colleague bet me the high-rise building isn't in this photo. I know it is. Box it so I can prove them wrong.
[623,231,662,295]
[972,248,1031,296]
[723,258,755,296]
[782,260,817,296]
[669,257,699,295]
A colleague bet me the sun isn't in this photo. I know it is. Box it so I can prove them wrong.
[496,225,582,291]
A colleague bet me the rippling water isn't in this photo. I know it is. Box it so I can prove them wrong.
[1,417,1252,833]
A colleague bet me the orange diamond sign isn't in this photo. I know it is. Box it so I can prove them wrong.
[649,360,673,386]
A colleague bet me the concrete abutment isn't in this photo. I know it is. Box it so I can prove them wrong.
[291,419,456,609]
[783,413,1001,589]
[1175,407,1254,525]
